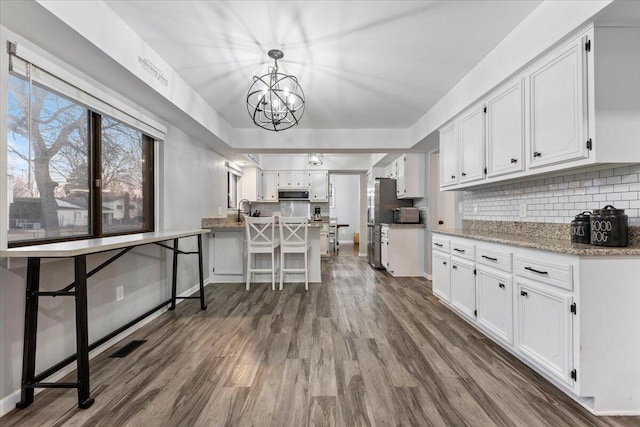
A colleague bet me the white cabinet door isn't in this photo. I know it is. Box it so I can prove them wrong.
[450,258,476,321]
[477,267,513,345]
[262,171,279,201]
[381,237,389,270]
[277,170,295,188]
[213,231,244,275]
[529,37,588,168]
[320,231,329,256]
[515,279,574,386]
[293,171,309,188]
[458,105,485,184]
[486,79,524,177]
[310,171,329,201]
[439,122,458,187]
[396,156,406,197]
[432,252,451,302]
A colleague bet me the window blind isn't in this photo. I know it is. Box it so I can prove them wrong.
[8,42,167,141]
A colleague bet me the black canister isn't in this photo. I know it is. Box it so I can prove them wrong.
[590,205,629,247]
[570,211,591,244]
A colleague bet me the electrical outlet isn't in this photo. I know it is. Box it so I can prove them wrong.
[519,203,527,218]
[116,285,124,301]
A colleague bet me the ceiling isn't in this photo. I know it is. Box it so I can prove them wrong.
[105,0,542,130]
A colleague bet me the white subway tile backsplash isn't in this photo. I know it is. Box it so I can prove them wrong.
[463,166,640,224]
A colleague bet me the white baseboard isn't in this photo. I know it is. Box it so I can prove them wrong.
[423,272,432,280]
[0,280,210,418]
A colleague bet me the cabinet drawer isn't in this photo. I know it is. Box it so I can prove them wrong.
[432,236,450,253]
[514,257,573,291]
[476,246,512,273]
[450,240,475,261]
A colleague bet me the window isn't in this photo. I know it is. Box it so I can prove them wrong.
[6,73,154,246]
[227,172,238,209]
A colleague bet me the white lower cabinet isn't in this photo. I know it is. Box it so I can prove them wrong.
[384,226,424,277]
[381,236,389,270]
[515,278,574,387]
[432,251,451,302]
[450,258,476,321]
[476,267,513,345]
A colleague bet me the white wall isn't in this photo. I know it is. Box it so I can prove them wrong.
[329,174,361,244]
[259,154,372,172]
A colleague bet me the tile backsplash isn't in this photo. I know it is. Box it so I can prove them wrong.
[463,165,640,226]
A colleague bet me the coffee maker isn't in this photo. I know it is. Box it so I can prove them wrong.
[314,206,322,221]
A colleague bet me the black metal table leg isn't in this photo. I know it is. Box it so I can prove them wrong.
[74,255,94,409]
[16,257,41,409]
[197,234,207,310]
[170,238,179,310]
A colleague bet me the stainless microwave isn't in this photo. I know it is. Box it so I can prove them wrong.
[278,190,310,200]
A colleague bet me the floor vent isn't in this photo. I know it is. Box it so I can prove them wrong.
[109,340,147,358]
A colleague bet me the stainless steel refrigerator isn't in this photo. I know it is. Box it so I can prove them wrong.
[367,178,412,269]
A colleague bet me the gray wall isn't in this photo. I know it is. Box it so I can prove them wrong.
[0,125,226,405]
[330,174,361,244]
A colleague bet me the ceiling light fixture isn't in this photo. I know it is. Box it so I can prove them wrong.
[307,153,323,166]
[246,49,305,132]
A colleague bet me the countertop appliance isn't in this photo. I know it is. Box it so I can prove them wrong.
[314,206,322,221]
[367,178,412,269]
[393,207,420,224]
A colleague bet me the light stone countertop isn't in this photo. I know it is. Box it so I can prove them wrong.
[381,223,426,229]
[433,227,640,256]
[202,218,326,230]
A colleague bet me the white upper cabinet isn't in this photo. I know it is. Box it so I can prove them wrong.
[240,167,262,202]
[458,105,485,184]
[261,171,279,201]
[439,121,458,187]
[278,170,311,188]
[486,78,524,177]
[438,25,640,191]
[309,171,329,201]
[528,36,588,168]
[395,153,425,198]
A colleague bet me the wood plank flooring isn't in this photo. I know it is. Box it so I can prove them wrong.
[3,253,639,426]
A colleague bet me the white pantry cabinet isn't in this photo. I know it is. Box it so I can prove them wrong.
[438,25,640,191]
[309,171,329,201]
[486,78,524,178]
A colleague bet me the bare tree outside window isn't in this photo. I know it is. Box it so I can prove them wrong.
[7,75,90,242]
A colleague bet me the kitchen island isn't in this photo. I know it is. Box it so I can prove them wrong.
[202,218,323,284]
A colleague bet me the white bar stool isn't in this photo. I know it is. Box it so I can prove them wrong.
[245,216,280,290]
[279,216,311,290]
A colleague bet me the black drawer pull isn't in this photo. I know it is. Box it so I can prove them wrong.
[533,151,542,158]
[510,158,518,163]
[452,265,458,270]
[453,248,465,253]
[481,255,497,262]
[451,175,456,179]
[499,283,505,289]
[524,266,548,275]
[434,243,443,247]
[520,290,528,297]
[461,172,467,177]
[442,261,447,265]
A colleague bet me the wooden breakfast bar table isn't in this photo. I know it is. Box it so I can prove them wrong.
[0,229,209,410]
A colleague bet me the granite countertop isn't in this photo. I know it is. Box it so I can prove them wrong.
[202,218,325,230]
[381,223,427,228]
[433,227,640,256]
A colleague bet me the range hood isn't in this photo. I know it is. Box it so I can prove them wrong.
[278,190,310,200]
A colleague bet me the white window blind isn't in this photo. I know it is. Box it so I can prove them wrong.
[8,42,166,141]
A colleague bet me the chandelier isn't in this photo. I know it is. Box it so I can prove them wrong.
[307,153,323,166]
[246,49,305,132]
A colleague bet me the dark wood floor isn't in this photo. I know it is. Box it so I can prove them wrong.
[3,254,639,426]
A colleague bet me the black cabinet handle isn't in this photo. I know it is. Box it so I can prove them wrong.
[452,265,458,270]
[533,152,541,158]
[461,172,467,177]
[451,175,455,179]
[438,220,444,225]
[481,255,497,262]
[443,261,447,265]
[453,248,465,253]
[524,266,548,275]
[510,158,518,163]
[499,283,505,289]
[434,243,443,247]
[520,290,528,297]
